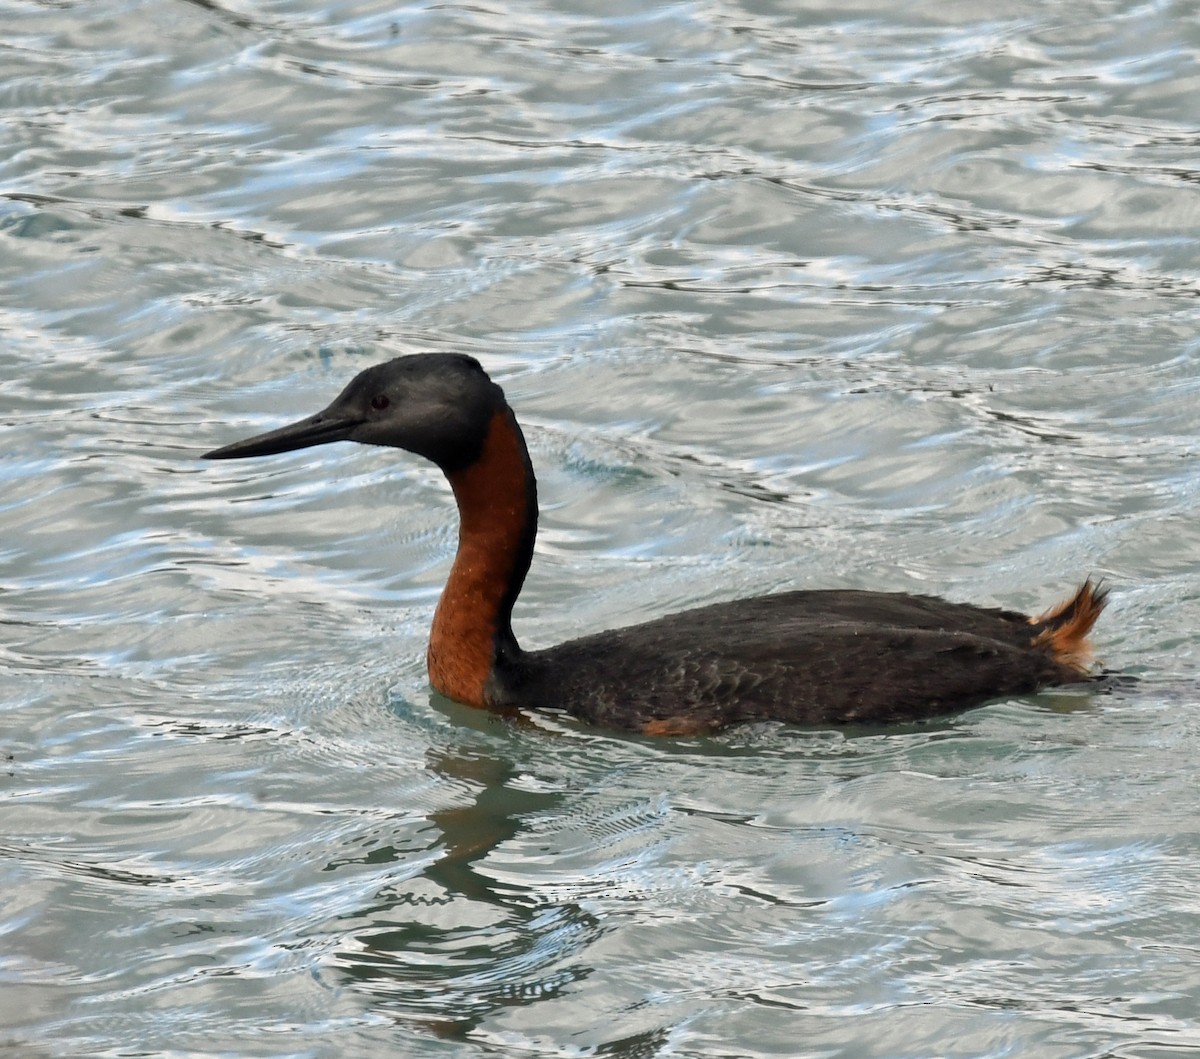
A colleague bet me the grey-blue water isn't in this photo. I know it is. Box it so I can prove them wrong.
[3,1,1199,1055]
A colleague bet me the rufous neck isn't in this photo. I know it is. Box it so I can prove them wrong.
[427,406,537,708]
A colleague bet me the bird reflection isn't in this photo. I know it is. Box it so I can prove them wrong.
[325,737,600,1042]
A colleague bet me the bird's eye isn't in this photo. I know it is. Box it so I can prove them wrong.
[370,394,390,411]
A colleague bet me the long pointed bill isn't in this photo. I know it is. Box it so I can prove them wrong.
[203,406,363,460]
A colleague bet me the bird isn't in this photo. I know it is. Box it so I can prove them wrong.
[204,353,1108,736]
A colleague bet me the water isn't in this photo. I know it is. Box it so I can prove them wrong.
[3,0,1199,1055]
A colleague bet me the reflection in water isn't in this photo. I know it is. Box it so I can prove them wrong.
[326,744,602,1042]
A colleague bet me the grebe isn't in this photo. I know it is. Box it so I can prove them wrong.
[204,354,1107,735]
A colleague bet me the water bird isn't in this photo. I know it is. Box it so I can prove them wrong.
[204,354,1107,735]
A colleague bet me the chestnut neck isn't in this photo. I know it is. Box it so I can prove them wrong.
[427,406,537,708]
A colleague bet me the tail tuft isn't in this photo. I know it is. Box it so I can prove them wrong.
[1030,579,1109,674]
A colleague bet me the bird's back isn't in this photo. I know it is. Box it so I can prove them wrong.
[502,587,1102,734]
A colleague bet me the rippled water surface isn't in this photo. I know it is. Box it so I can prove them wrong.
[4,0,1200,1055]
